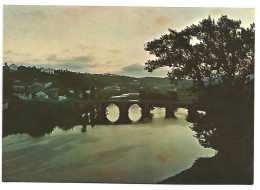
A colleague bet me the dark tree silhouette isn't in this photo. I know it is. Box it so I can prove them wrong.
[144,15,254,97]
[145,16,254,184]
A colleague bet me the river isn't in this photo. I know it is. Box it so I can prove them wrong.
[2,104,216,183]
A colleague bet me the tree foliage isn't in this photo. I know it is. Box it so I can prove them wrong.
[144,15,254,95]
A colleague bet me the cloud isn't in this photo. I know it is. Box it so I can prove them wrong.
[7,55,96,71]
[107,49,120,53]
[3,50,19,56]
[4,6,254,77]
[115,63,147,77]
[3,57,10,60]
[115,63,171,77]
[121,63,145,73]
[57,55,95,69]
[155,16,171,26]
[4,50,13,54]
[61,56,94,64]
[25,53,33,57]
[78,44,89,50]
[62,49,70,52]
[23,10,46,18]
[15,62,36,67]
[47,54,57,61]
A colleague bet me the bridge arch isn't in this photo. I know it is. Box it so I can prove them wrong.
[128,104,142,122]
[106,103,120,123]
[81,100,195,125]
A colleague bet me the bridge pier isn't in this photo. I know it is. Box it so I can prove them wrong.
[140,104,152,120]
[81,104,95,125]
[117,103,131,124]
[165,105,176,118]
[95,103,109,124]
[187,107,198,122]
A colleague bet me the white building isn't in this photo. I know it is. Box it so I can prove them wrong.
[13,84,25,91]
[13,80,21,83]
[13,93,32,101]
[79,92,83,99]
[20,94,32,101]
[13,80,23,90]
[104,86,121,91]
[44,82,52,89]
[36,91,47,100]
[30,82,43,88]
[3,102,9,110]
[58,95,67,101]
[40,67,55,74]
[9,63,18,71]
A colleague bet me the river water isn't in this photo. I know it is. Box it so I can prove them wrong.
[2,105,216,183]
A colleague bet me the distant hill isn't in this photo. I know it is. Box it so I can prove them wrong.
[3,63,194,91]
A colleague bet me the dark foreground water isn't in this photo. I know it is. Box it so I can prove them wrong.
[2,106,216,183]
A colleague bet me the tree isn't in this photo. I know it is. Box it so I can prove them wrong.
[144,15,254,99]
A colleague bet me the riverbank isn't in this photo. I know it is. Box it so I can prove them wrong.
[159,97,254,184]
[159,142,253,184]
[2,100,83,137]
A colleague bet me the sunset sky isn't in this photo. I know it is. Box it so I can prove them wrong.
[3,6,255,77]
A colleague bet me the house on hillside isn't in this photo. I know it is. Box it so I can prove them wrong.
[46,88,59,99]
[104,86,121,91]
[13,90,32,101]
[58,95,67,101]
[78,91,83,99]
[28,82,44,95]
[3,101,8,110]
[36,91,48,100]
[9,63,18,71]
[13,80,25,91]
[132,79,141,85]
[30,82,44,88]
[40,67,55,74]
[18,94,32,101]
[12,80,33,101]
[44,82,52,89]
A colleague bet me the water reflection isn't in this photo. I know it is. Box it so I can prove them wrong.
[106,103,119,122]
[151,107,165,118]
[3,106,216,183]
[164,101,255,184]
[2,102,82,137]
[128,104,141,122]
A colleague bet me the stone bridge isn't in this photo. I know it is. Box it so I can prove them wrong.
[80,99,196,125]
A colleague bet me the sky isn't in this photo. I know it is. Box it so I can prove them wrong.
[3,6,255,77]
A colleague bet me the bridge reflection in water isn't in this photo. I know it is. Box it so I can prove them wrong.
[80,100,196,127]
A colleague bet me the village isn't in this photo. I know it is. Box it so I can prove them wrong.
[3,63,195,111]
[5,63,73,103]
